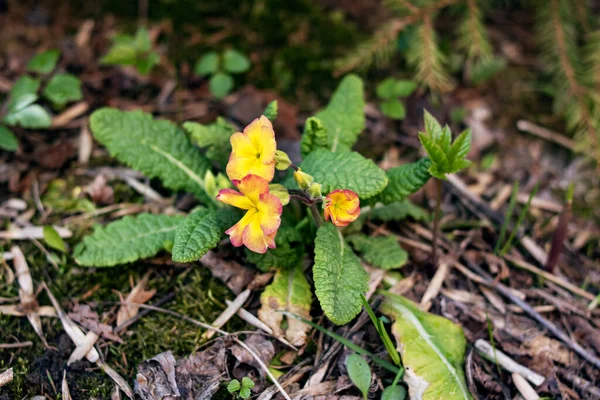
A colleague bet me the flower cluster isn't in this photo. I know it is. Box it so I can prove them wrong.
[217,115,361,254]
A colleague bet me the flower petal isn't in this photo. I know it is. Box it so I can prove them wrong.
[245,116,276,162]
[236,174,270,204]
[225,209,257,247]
[242,217,273,254]
[216,188,254,210]
[229,131,256,159]
[258,193,282,235]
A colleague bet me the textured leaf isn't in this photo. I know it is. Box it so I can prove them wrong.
[381,99,406,120]
[0,126,18,151]
[4,105,52,129]
[372,158,431,204]
[183,117,235,165]
[346,354,371,400]
[172,208,238,263]
[258,264,312,346]
[223,49,250,74]
[297,149,387,199]
[300,116,329,158]
[424,110,443,142]
[313,223,369,325]
[263,100,278,121]
[227,380,241,393]
[90,108,213,203]
[209,72,234,99]
[43,73,83,108]
[315,74,365,152]
[245,226,303,271]
[195,52,219,76]
[382,293,471,400]
[27,49,60,74]
[370,200,429,222]
[74,213,184,267]
[349,235,408,270]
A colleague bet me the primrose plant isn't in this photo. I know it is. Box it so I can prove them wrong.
[75,75,438,328]
[0,49,83,151]
[101,28,160,75]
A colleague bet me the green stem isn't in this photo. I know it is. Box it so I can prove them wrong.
[432,178,442,268]
[310,203,323,227]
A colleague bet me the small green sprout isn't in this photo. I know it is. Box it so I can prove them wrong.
[101,27,160,75]
[376,78,417,120]
[194,49,251,99]
[227,377,255,399]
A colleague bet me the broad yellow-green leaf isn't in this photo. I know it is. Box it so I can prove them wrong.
[258,264,312,346]
[382,293,471,400]
[43,225,67,253]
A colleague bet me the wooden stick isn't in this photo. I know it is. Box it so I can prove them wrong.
[475,339,545,386]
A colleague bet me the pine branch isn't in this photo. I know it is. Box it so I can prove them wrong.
[585,30,600,91]
[456,0,492,63]
[537,0,600,162]
[335,0,459,75]
[407,15,455,92]
[572,0,592,34]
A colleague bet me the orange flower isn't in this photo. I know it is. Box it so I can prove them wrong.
[217,174,282,253]
[226,116,276,182]
[324,189,360,227]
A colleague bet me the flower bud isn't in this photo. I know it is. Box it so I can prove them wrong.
[269,184,290,206]
[274,150,292,171]
[307,182,322,200]
[293,168,314,190]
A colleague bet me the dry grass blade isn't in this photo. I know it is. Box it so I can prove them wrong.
[420,259,451,306]
[203,288,251,340]
[512,373,540,400]
[0,226,72,240]
[475,339,545,386]
[0,368,13,388]
[41,283,134,398]
[62,371,72,400]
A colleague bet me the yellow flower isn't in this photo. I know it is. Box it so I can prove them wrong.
[226,116,276,182]
[217,174,282,253]
[324,189,360,227]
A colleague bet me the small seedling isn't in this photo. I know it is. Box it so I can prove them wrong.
[376,78,417,120]
[227,377,255,399]
[101,27,160,75]
[0,49,83,152]
[194,49,251,99]
[418,110,472,267]
[346,353,371,400]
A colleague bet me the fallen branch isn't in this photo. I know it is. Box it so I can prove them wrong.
[475,339,545,386]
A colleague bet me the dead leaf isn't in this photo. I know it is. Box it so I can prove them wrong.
[68,303,122,343]
[116,273,156,326]
[230,334,275,379]
[85,174,114,205]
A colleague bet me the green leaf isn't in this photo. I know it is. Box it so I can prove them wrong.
[382,385,407,400]
[418,133,449,178]
[382,293,472,400]
[101,37,137,66]
[424,110,443,142]
[4,105,52,129]
[258,264,312,346]
[313,223,369,325]
[241,377,254,389]
[209,72,234,99]
[8,76,40,109]
[171,208,238,263]
[194,51,219,76]
[227,379,241,393]
[239,387,251,399]
[246,226,303,271]
[380,99,406,120]
[346,354,371,400]
[135,52,160,75]
[89,108,213,203]
[183,117,235,165]
[300,116,329,158]
[43,73,83,108]
[74,213,184,267]
[315,74,365,152]
[223,49,250,74]
[27,49,60,74]
[376,78,417,99]
[448,129,472,164]
[349,235,408,270]
[43,226,67,253]
[370,200,429,222]
[360,295,401,366]
[134,27,152,52]
[0,126,18,151]
[263,100,278,121]
[372,158,431,204]
[297,149,387,199]
[376,78,398,99]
